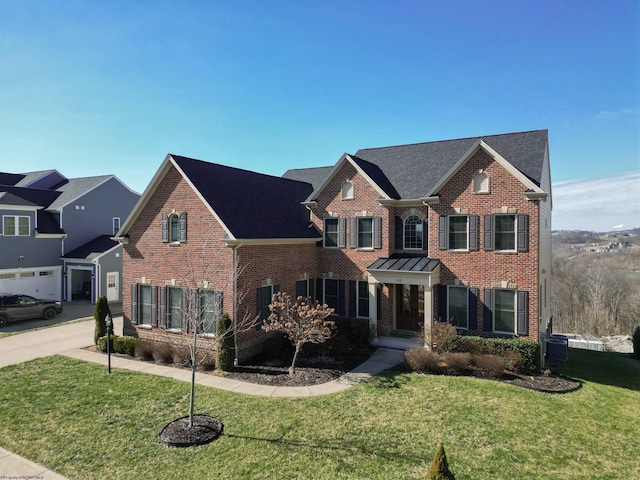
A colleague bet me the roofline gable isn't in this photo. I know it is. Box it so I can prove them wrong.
[115,154,235,241]
[303,153,392,203]
[425,139,545,197]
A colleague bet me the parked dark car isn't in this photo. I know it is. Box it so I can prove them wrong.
[0,293,63,327]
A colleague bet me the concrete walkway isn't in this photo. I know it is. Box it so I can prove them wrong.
[0,316,406,478]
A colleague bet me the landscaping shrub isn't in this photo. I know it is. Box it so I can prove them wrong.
[427,442,455,480]
[113,336,140,356]
[134,340,155,361]
[633,326,640,358]
[152,342,176,363]
[405,348,443,374]
[472,354,508,377]
[215,313,235,371]
[93,296,111,345]
[307,317,370,357]
[441,352,473,375]
[454,336,539,374]
[97,335,114,353]
[431,321,457,353]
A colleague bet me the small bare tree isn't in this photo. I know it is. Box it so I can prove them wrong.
[262,292,336,376]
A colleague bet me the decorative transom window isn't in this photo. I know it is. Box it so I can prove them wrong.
[3,216,30,236]
[342,181,354,199]
[473,173,489,193]
[404,216,423,249]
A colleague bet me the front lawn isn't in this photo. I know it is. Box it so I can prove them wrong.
[0,349,638,479]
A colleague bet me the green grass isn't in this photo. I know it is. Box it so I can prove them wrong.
[0,349,639,479]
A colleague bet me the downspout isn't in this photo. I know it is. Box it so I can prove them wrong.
[232,242,243,366]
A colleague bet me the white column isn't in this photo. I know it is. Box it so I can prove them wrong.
[423,285,433,349]
[368,278,378,341]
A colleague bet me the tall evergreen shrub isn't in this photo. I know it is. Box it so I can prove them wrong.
[427,442,455,480]
[215,313,235,371]
[94,296,112,345]
[633,326,640,358]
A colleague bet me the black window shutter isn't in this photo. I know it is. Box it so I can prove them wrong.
[131,283,138,324]
[161,213,169,243]
[179,212,187,243]
[517,290,529,335]
[338,218,346,248]
[159,287,167,328]
[151,286,158,327]
[517,214,529,252]
[438,216,447,250]
[422,216,428,251]
[469,215,479,251]
[484,215,494,251]
[438,285,448,322]
[349,218,357,248]
[373,217,382,249]
[349,280,357,317]
[395,216,403,249]
[316,279,324,305]
[469,288,478,330]
[483,288,493,331]
[338,279,346,316]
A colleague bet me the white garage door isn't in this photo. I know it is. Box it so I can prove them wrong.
[0,268,61,301]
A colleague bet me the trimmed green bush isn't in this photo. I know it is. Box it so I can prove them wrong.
[216,313,235,371]
[428,442,455,480]
[454,336,539,374]
[633,326,640,358]
[93,296,111,345]
[97,335,140,355]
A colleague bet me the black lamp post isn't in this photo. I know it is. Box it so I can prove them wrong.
[106,313,112,374]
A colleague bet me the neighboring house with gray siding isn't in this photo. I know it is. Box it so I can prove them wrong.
[0,169,139,303]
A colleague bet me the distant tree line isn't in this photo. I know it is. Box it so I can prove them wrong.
[551,242,640,336]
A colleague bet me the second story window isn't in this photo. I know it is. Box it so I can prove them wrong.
[357,218,373,248]
[349,217,382,249]
[484,214,528,252]
[323,218,345,248]
[162,212,187,243]
[404,216,423,249]
[113,217,121,236]
[438,215,479,251]
[3,215,30,236]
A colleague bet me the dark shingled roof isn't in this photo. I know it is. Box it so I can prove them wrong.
[0,172,26,186]
[172,155,321,240]
[282,166,333,190]
[36,211,65,235]
[0,191,39,207]
[368,255,440,273]
[0,185,61,208]
[354,130,548,199]
[63,235,117,259]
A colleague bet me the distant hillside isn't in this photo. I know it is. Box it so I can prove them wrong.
[552,227,640,245]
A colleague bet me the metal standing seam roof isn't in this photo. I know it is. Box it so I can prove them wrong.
[367,256,440,273]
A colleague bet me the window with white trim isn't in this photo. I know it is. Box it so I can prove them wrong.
[357,280,369,318]
[494,215,516,251]
[139,284,153,326]
[3,216,30,236]
[341,181,354,199]
[200,289,222,334]
[448,286,468,329]
[493,289,516,334]
[404,216,423,249]
[167,286,184,329]
[113,217,121,236]
[448,216,468,250]
[324,218,339,248]
[257,285,274,321]
[357,217,373,248]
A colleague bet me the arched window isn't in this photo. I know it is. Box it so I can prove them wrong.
[169,214,180,242]
[473,173,489,193]
[342,181,354,199]
[404,216,423,249]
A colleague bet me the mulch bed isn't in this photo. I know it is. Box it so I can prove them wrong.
[159,414,223,448]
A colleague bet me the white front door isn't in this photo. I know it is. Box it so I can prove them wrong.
[107,272,119,301]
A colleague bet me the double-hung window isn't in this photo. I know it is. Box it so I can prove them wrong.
[139,285,153,326]
[357,280,369,318]
[324,218,339,248]
[324,279,339,311]
[295,278,314,301]
[257,285,274,321]
[357,218,373,248]
[162,212,187,243]
[484,214,528,252]
[438,215,479,251]
[167,286,184,330]
[493,289,516,334]
[483,288,529,335]
[3,216,30,236]
[200,289,222,334]
[448,286,468,329]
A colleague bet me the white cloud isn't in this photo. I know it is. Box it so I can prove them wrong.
[552,172,640,231]
[596,108,638,118]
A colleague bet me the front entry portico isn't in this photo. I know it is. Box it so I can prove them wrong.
[367,256,440,345]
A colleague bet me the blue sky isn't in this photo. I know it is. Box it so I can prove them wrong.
[1,0,638,231]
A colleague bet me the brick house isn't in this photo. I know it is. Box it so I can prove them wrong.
[115,129,552,362]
